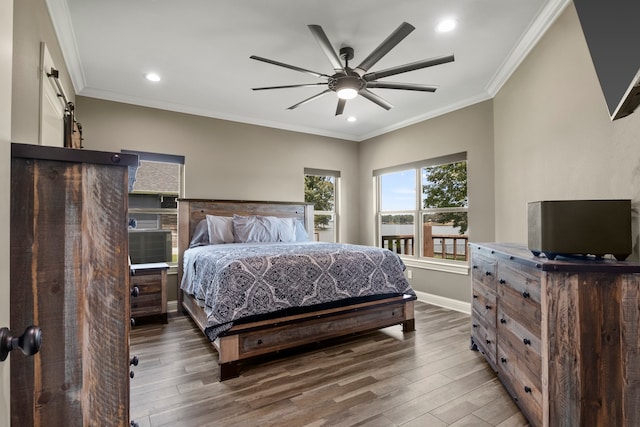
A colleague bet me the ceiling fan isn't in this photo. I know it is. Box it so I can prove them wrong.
[250,22,455,116]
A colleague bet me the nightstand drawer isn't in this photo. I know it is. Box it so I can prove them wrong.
[131,292,162,316]
[130,274,162,293]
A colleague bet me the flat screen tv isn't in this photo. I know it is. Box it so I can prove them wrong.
[128,229,172,264]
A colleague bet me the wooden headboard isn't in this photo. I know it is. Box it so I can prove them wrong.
[177,199,314,301]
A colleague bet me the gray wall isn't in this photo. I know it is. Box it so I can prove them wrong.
[77,97,361,243]
[493,3,640,259]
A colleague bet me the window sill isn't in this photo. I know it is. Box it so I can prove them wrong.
[401,257,470,276]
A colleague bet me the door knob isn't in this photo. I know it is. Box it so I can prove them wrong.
[0,325,42,361]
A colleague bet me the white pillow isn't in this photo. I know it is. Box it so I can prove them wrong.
[206,215,234,244]
[233,215,296,243]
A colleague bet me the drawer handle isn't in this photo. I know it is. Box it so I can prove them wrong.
[129,371,135,379]
[131,286,140,297]
[523,338,531,346]
[499,279,505,284]
[500,318,506,324]
[522,291,530,298]
[257,339,263,345]
[485,271,492,276]
[501,357,507,364]
[524,386,532,394]
[472,265,478,269]
[472,324,478,328]
[130,356,139,366]
[473,294,478,299]
[485,305,492,310]
[486,339,491,344]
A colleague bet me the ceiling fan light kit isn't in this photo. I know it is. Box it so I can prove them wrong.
[251,22,454,116]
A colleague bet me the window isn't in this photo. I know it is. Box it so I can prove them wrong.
[375,153,468,269]
[124,150,184,266]
[304,168,339,242]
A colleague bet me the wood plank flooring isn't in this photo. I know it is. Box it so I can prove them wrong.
[129,302,530,426]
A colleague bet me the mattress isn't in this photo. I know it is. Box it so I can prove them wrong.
[181,241,415,340]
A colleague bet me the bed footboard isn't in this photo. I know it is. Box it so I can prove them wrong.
[181,292,416,380]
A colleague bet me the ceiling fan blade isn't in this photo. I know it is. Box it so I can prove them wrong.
[308,25,345,73]
[355,22,415,75]
[335,98,346,116]
[287,89,332,110]
[359,89,393,110]
[252,83,327,91]
[250,55,329,78]
[366,82,438,92]
[364,54,455,81]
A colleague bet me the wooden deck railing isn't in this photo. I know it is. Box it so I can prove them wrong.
[381,228,469,260]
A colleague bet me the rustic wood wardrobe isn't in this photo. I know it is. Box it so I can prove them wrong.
[10,143,138,426]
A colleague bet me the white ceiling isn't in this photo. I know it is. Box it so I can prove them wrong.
[46,0,569,142]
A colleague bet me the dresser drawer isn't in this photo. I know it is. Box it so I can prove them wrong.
[471,251,498,291]
[497,343,543,427]
[497,282,541,339]
[497,261,541,304]
[497,306,542,385]
[472,280,497,324]
[471,309,497,367]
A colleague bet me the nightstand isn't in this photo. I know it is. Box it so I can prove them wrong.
[129,262,169,324]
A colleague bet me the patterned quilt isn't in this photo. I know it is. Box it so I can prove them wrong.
[181,242,415,340]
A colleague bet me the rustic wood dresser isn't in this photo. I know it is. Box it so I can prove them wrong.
[470,242,640,427]
[10,143,137,426]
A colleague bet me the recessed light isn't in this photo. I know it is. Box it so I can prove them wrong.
[145,72,161,82]
[347,116,357,122]
[436,18,457,33]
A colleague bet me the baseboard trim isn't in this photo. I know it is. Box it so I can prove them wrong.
[414,290,471,314]
[167,300,178,313]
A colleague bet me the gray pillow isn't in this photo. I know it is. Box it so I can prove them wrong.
[206,215,235,244]
[189,219,209,248]
[233,215,296,243]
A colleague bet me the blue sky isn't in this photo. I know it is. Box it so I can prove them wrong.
[380,170,416,211]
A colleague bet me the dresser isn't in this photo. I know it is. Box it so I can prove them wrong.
[10,143,138,426]
[470,242,640,427]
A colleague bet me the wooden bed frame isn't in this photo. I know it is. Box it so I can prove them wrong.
[177,199,416,380]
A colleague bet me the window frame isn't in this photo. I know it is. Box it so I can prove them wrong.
[304,168,340,243]
[375,153,469,275]
[124,150,184,268]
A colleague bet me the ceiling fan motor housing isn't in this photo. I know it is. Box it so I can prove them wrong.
[329,73,365,94]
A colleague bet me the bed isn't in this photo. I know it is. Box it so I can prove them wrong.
[177,199,417,380]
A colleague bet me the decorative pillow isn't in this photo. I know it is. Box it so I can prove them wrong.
[206,215,235,244]
[294,220,310,242]
[189,219,209,248]
[233,215,297,243]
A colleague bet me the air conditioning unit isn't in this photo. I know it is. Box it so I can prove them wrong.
[128,229,172,264]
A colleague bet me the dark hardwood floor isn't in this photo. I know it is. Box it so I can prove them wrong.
[130,302,529,426]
